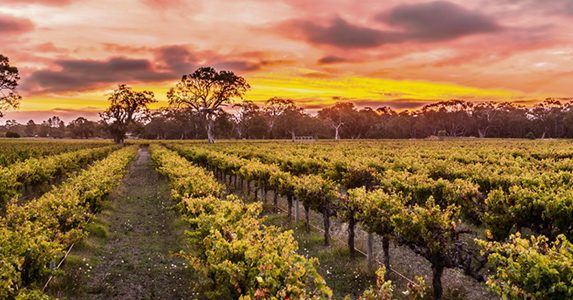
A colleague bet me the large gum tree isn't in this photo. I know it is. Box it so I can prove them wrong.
[167,67,250,144]
[100,84,156,144]
[0,54,21,118]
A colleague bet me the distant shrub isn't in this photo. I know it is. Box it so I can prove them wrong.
[437,130,447,140]
[5,131,20,138]
[525,132,535,140]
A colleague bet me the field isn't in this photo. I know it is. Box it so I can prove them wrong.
[1,138,572,300]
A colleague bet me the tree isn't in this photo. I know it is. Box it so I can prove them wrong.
[274,106,308,140]
[68,117,96,139]
[42,116,65,138]
[263,97,296,138]
[165,107,205,139]
[355,107,379,138]
[419,100,473,137]
[167,67,250,143]
[529,99,565,138]
[234,100,267,139]
[3,120,23,137]
[317,102,355,140]
[0,54,21,118]
[100,84,156,144]
[472,102,500,138]
[214,110,237,139]
[25,120,37,137]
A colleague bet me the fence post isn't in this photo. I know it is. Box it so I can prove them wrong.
[367,232,374,271]
[294,199,300,222]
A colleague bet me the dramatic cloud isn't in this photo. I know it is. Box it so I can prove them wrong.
[24,57,175,93]
[282,17,401,48]
[155,45,196,74]
[0,14,34,35]
[281,1,502,48]
[214,58,293,72]
[1,0,570,121]
[378,1,502,41]
[317,55,350,64]
[22,45,292,93]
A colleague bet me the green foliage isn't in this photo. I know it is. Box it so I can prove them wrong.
[0,140,113,167]
[484,186,573,241]
[392,198,460,259]
[0,146,137,297]
[5,131,20,138]
[181,195,331,299]
[150,144,333,299]
[294,174,339,213]
[357,267,394,300]
[0,145,118,209]
[168,140,573,298]
[354,266,427,300]
[348,187,404,236]
[478,233,573,299]
[150,145,222,200]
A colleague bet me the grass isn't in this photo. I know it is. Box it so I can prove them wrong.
[46,148,201,299]
[265,213,376,299]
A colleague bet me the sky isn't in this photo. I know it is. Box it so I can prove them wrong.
[1,0,572,123]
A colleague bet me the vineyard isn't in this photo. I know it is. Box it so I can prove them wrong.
[1,139,572,299]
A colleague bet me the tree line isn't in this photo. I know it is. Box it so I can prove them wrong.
[4,97,573,141]
[2,54,573,142]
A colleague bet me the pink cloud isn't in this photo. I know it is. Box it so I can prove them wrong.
[0,0,570,107]
[0,14,34,35]
[2,0,74,6]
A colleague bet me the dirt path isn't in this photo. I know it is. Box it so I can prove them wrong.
[61,146,198,299]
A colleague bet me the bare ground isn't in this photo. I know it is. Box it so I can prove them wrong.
[47,146,200,299]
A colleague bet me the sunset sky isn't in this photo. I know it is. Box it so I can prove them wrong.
[1,0,572,123]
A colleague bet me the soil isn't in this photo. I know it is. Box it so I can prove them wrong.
[47,146,200,299]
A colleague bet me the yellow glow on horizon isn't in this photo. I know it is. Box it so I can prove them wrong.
[245,73,521,106]
[16,73,522,113]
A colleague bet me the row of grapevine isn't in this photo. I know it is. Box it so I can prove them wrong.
[170,142,573,300]
[0,146,137,298]
[149,145,333,299]
[0,140,113,167]
[198,142,573,241]
[206,140,573,195]
[196,140,573,180]
[0,145,119,210]
[168,144,461,299]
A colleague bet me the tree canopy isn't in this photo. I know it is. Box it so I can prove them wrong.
[0,54,21,118]
[100,84,156,144]
[167,67,250,143]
